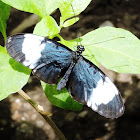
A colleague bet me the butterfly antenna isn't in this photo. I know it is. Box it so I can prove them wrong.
[84,37,125,46]
[70,4,82,46]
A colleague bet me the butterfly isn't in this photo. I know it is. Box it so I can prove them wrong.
[6,33,124,118]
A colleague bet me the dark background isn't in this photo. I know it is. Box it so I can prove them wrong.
[1,0,140,140]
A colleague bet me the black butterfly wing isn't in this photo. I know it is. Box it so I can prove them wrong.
[67,57,124,118]
[6,34,124,118]
[6,34,73,84]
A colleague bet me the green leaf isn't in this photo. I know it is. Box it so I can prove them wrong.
[79,27,140,73]
[1,0,60,18]
[33,16,60,36]
[0,1,11,41]
[59,0,91,22]
[0,46,31,101]
[0,45,7,54]
[42,82,82,111]
[63,17,79,28]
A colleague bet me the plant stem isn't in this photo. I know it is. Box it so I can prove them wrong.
[18,89,67,140]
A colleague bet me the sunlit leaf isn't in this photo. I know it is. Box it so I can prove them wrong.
[0,1,11,41]
[63,17,79,27]
[79,27,140,73]
[59,0,91,22]
[0,46,31,101]
[1,0,60,18]
[33,16,60,36]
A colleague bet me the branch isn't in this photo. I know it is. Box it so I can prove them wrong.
[18,89,67,140]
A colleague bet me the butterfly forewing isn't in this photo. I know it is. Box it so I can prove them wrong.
[6,34,73,84]
[67,57,124,118]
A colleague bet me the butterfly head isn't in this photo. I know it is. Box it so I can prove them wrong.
[77,45,85,54]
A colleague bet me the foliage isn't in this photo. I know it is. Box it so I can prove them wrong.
[0,46,31,100]
[0,0,140,111]
[0,1,11,41]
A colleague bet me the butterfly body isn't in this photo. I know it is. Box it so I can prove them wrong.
[6,34,124,118]
[57,45,85,91]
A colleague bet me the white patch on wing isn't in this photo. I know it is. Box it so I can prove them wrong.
[24,34,45,40]
[21,34,46,68]
[87,73,123,118]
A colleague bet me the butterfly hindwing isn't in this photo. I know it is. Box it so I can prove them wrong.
[67,57,124,118]
[6,34,73,84]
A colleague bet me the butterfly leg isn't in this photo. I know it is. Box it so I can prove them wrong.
[57,62,75,91]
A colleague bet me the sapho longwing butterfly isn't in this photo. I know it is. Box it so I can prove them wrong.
[6,33,124,118]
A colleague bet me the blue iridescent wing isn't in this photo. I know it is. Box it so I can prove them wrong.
[67,57,124,118]
[6,34,72,84]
